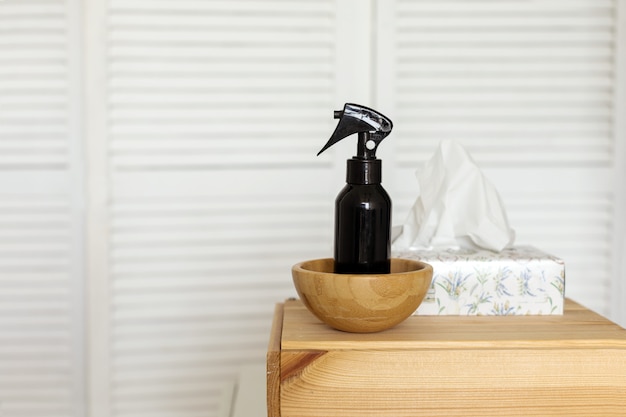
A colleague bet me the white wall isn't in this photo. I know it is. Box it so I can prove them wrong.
[0,0,624,416]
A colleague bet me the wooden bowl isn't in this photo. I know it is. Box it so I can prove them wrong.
[291,258,433,333]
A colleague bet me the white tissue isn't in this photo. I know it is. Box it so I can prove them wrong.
[393,140,515,252]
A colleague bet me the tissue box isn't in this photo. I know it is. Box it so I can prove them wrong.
[394,246,565,315]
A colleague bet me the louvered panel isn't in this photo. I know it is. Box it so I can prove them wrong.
[0,0,85,415]
[392,0,615,167]
[106,7,337,413]
[0,1,69,171]
[108,0,335,172]
[503,192,613,315]
[110,195,332,416]
[106,4,337,413]
[384,0,618,318]
[0,197,78,417]
[110,198,330,309]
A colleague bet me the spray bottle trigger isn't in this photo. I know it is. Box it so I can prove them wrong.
[317,103,393,158]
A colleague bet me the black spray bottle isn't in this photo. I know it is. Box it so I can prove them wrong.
[318,103,393,274]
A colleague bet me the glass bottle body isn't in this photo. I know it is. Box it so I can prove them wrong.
[334,183,391,274]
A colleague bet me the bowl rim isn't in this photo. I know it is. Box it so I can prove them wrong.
[292,257,432,278]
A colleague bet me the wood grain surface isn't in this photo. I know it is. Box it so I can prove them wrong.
[268,299,626,417]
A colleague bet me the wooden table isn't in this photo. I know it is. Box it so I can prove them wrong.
[267,299,626,417]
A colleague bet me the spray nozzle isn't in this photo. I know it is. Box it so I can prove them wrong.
[317,103,393,159]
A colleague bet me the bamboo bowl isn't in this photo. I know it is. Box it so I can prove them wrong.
[291,258,433,333]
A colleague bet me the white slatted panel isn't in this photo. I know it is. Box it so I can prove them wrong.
[106,1,336,415]
[0,198,76,417]
[0,1,84,415]
[109,197,329,415]
[393,0,614,166]
[0,1,68,170]
[108,0,334,171]
[384,0,616,315]
[505,192,613,304]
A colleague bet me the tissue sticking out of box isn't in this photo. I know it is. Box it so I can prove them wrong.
[392,140,515,252]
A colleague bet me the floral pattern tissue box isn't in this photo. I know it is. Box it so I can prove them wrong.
[395,246,565,315]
